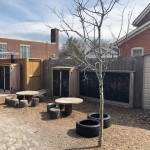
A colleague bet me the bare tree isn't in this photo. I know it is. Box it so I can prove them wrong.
[47,0,132,147]
[59,37,85,59]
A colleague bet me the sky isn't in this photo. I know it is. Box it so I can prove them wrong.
[0,0,149,44]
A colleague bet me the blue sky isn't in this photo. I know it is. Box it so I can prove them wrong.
[0,0,149,43]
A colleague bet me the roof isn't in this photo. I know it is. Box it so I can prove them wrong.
[132,3,150,27]
[0,37,50,44]
[51,66,78,69]
[117,20,150,46]
[86,47,118,58]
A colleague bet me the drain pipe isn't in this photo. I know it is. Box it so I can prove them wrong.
[10,53,14,63]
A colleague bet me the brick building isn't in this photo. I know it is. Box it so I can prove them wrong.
[117,4,150,57]
[0,29,59,59]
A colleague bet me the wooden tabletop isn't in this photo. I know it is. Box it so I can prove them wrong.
[55,97,83,105]
[16,91,39,96]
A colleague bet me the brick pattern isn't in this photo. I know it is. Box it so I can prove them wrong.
[119,28,150,57]
[0,29,59,59]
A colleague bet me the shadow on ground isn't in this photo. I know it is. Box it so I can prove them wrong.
[67,129,80,138]
[43,97,150,131]
[40,111,50,121]
[64,145,100,150]
[72,99,150,131]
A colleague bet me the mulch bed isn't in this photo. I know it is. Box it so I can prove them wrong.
[0,96,150,150]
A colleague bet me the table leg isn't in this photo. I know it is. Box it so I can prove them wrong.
[64,104,72,116]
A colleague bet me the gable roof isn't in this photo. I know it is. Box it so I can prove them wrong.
[117,20,150,46]
[132,3,150,27]
[86,47,118,59]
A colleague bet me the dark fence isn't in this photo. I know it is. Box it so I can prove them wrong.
[80,71,131,104]
[43,57,143,108]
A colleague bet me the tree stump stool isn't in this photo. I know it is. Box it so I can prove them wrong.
[5,97,12,106]
[49,107,60,119]
[19,100,28,108]
[39,95,45,102]
[47,103,56,113]
[11,98,19,107]
[31,98,39,107]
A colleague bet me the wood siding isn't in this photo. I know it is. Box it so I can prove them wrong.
[0,59,43,90]
[143,55,150,109]
[43,57,143,108]
[50,67,79,97]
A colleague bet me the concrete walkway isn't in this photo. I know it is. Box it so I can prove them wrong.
[0,114,54,150]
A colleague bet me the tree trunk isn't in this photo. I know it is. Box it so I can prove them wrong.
[98,65,104,147]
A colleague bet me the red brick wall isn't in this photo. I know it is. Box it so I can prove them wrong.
[119,28,150,57]
[0,29,59,59]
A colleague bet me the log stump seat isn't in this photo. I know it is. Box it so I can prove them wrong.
[49,107,60,119]
[47,103,56,113]
[11,98,19,107]
[5,97,12,106]
[19,99,28,108]
[31,98,39,107]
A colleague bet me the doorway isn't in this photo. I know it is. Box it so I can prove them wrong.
[53,70,69,97]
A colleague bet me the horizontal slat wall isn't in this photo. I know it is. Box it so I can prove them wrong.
[143,55,150,109]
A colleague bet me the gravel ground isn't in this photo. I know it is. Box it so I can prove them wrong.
[0,96,150,150]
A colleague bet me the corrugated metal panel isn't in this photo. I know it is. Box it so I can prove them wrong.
[143,55,150,109]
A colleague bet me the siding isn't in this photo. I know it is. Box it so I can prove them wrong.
[143,55,150,109]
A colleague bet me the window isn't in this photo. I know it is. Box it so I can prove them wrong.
[131,47,144,57]
[0,43,7,58]
[20,45,30,58]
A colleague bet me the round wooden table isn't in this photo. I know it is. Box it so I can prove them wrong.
[16,91,39,101]
[55,97,83,116]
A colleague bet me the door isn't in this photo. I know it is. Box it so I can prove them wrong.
[0,66,4,89]
[53,70,69,97]
[53,70,60,96]
[61,70,69,97]
[5,66,10,90]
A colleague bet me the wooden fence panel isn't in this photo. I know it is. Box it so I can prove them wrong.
[47,57,137,71]
[44,57,143,108]
[0,58,43,91]
[26,59,43,90]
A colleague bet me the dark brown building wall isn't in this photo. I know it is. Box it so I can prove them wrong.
[0,29,59,59]
[119,28,150,57]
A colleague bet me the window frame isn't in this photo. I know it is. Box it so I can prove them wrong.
[0,42,7,58]
[131,47,144,57]
[20,44,30,58]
